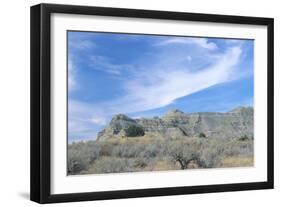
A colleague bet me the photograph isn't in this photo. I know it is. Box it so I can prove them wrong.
[30,3,274,203]
[67,31,254,175]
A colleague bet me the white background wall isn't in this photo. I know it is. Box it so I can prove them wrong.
[0,0,279,206]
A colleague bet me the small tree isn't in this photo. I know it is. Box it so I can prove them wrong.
[124,125,145,137]
[168,142,201,169]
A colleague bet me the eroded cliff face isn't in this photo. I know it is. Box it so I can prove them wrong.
[97,106,253,140]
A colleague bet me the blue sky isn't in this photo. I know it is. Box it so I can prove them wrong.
[68,31,254,141]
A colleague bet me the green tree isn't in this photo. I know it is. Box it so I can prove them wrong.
[124,125,145,137]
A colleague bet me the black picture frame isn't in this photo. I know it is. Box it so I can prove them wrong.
[30,3,274,204]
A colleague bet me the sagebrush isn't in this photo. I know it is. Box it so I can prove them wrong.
[68,136,253,175]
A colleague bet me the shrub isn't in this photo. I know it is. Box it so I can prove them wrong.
[238,135,249,141]
[124,125,145,137]
[224,140,253,157]
[67,142,100,174]
[199,143,224,168]
[67,135,254,174]
[133,157,150,168]
[92,157,133,173]
[140,141,162,158]
[112,143,145,158]
[167,141,201,169]
[67,151,89,174]
[199,132,207,138]
[98,142,115,156]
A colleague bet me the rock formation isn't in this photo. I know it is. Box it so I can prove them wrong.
[97,106,253,140]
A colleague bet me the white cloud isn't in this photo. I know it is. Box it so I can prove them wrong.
[90,116,107,125]
[107,46,241,114]
[68,42,243,140]
[156,37,218,50]
[69,39,95,50]
[227,39,243,43]
[68,58,76,92]
[89,55,134,76]
[68,100,108,140]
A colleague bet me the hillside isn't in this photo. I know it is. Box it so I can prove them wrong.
[68,106,254,175]
[97,106,253,141]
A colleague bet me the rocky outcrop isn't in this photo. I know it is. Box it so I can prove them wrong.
[97,114,144,139]
[97,106,253,140]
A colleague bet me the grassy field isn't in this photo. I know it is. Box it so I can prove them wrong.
[68,136,253,175]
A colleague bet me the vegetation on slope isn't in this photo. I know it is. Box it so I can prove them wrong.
[68,135,253,175]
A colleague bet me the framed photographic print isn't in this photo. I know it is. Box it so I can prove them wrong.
[30,3,274,203]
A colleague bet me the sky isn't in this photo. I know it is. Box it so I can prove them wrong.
[68,31,254,141]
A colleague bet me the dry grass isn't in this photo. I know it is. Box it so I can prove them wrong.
[148,158,177,171]
[68,136,254,175]
[222,156,253,167]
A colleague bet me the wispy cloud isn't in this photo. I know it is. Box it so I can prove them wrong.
[69,39,95,50]
[68,58,77,92]
[68,100,108,140]
[156,37,218,50]
[67,34,97,93]
[107,46,241,114]
[67,33,251,140]
[90,116,107,125]
[89,55,134,76]
[69,46,242,140]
